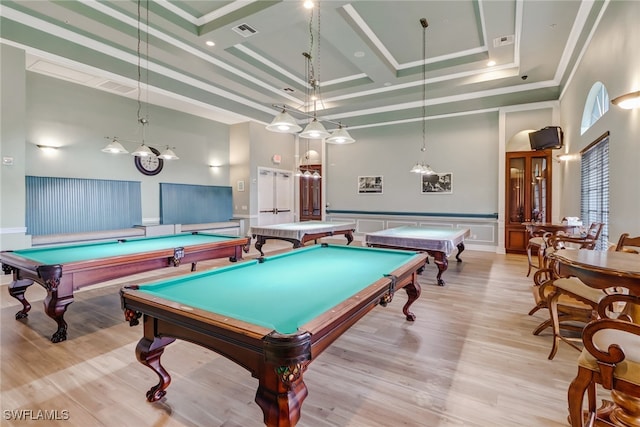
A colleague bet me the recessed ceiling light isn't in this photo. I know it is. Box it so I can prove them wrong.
[354,51,365,58]
[206,41,215,47]
[303,0,314,9]
[383,82,392,87]
[487,60,496,67]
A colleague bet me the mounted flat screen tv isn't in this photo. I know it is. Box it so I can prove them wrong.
[529,126,564,150]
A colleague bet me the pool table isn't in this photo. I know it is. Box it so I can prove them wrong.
[250,221,356,255]
[365,226,471,285]
[0,233,250,342]
[120,244,427,427]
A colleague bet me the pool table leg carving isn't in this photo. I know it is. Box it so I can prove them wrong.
[255,372,308,427]
[8,279,34,319]
[256,331,312,426]
[402,276,422,321]
[136,335,176,402]
[254,235,267,256]
[455,242,465,262]
[345,230,354,245]
[427,251,448,286]
[43,291,73,343]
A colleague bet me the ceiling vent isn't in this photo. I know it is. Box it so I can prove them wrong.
[97,80,137,94]
[232,23,258,37]
[493,35,515,47]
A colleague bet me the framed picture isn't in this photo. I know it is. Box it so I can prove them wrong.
[358,176,383,194]
[421,173,453,194]
[237,180,245,192]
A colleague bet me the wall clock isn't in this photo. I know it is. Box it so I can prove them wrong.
[134,146,164,176]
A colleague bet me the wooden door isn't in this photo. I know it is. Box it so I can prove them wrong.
[505,150,552,254]
[300,164,322,221]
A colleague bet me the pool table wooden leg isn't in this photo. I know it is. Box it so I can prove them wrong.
[255,364,308,427]
[8,279,34,320]
[455,242,465,262]
[254,235,267,256]
[344,230,354,245]
[402,275,422,321]
[136,334,176,402]
[428,251,448,286]
[43,291,73,343]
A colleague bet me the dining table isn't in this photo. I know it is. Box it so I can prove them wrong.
[523,221,582,237]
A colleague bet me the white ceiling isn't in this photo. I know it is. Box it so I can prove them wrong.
[1,0,605,129]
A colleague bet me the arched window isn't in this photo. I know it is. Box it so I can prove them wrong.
[580,82,609,134]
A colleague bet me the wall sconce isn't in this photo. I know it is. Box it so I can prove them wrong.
[556,153,579,162]
[37,145,58,153]
[611,91,640,109]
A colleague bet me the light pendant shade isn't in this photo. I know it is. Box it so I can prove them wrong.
[611,91,640,109]
[303,170,312,178]
[299,119,330,139]
[294,168,302,177]
[132,143,153,157]
[266,110,302,133]
[158,147,179,160]
[101,139,128,154]
[410,162,423,173]
[326,126,355,144]
[422,164,436,175]
[312,170,321,179]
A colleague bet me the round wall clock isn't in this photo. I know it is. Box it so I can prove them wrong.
[134,146,164,176]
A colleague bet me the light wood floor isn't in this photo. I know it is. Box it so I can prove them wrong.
[0,240,606,426]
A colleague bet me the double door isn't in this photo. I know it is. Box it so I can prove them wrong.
[257,167,294,226]
[505,150,552,254]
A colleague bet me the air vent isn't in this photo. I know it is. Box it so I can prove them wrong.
[493,35,514,47]
[232,23,258,37]
[97,80,136,94]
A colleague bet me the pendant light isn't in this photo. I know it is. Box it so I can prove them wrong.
[410,18,436,175]
[266,108,302,133]
[326,124,355,144]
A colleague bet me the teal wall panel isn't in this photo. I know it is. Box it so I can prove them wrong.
[25,176,142,235]
[160,183,232,225]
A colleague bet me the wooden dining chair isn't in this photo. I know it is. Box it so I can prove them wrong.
[615,233,640,253]
[544,227,631,361]
[528,228,603,327]
[526,229,553,277]
[567,293,640,426]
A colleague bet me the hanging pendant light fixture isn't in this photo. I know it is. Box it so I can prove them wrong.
[266,108,302,133]
[101,137,128,154]
[158,146,179,160]
[266,1,354,143]
[326,123,355,144]
[410,18,436,175]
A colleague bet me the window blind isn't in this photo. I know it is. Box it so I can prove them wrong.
[580,135,609,249]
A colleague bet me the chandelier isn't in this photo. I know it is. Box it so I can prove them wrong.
[266,1,355,144]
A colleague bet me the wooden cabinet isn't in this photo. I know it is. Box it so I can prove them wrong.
[505,150,552,254]
[300,164,322,221]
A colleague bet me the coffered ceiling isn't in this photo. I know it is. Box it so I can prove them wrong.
[0,0,605,130]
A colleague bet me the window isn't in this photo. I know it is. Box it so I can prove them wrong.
[580,133,609,249]
[580,82,610,134]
